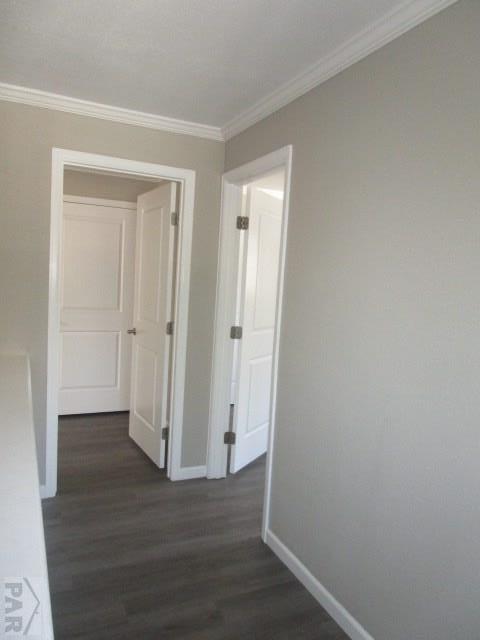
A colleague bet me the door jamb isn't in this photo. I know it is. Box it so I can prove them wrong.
[63,194,137,210]
[45,148,196,498]
[206,145,292,541]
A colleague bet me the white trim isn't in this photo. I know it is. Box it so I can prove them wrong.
[172,465,207,481]
[63,195,137,210]
[223,0,458,139]
[63,193,137,213]
[205,182,243,479]
[266,530,375,640]
[39,484,53,499]
[0,81,223,141]
[45,148,196,498]
[206,146,292,542]
[1,1,456,144]
[166,168,196,481]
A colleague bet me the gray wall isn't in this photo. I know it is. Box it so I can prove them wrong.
[64,169,157,201]
[226,2,479,639]
[0,102,224,478]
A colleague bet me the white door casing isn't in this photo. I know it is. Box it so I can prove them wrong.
[231,185,283,473]
[59,197,136,415]
[230,190,248,404]
[47,149,196,499]
[206,146,292,540]
[129,182,177,468]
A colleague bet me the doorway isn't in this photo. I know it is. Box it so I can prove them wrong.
[59,171,156,416]
[207,146,292,540]
[45,149,196,498]
[60,168,179,472]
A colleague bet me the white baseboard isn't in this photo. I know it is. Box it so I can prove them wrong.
[39,484,56,499]
[171,465,207,481]
[265,529,374,640]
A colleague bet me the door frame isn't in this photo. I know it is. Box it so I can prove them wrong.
[45,148,196,498]
[206,146,292,541]
[63,194,138,210]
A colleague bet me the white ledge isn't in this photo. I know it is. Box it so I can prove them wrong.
[0,354,54,639]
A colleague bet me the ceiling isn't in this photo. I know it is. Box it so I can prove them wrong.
[0,0,454,137]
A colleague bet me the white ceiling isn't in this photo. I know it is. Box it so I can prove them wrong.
[0,0,455,136]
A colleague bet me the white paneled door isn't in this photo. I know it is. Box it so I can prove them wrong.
[231,186,283,473]
[59,197,136,415]
[128,183,177,468]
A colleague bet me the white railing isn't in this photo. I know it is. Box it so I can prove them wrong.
[0,354,54,639]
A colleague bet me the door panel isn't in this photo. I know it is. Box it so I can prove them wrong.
[133,344,157,428]
[231,186,283,473]
[254,214,282,328]
[61,331,120,390]
[246,355,272,433]
[59,200,135,415]
[62,216,123,310]
[139,207,164,322]
[129,182,176,468]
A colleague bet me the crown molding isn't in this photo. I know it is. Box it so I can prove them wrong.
[0,82,224,141]
[222,0,459,140]
[0,0,458,142]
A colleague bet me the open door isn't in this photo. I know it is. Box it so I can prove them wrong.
[129,182,177,467]
[231,184,283,473]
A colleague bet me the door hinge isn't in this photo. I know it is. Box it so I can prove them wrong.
[162,426,170,441]
[224,431,236,445]
[236,216,249,230]
[166,321,174,335]
[230,326,243,340]
[171,211,179,226]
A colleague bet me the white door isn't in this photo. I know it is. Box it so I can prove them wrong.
[59,197,136,415]
[231,185,283,473]
[129,182,177,467]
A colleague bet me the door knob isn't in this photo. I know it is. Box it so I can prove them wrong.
[127,328,137,335]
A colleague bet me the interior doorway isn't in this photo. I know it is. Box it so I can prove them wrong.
[59,169,179,471]
[45,149,196,498]
[59,171,156,416]
[207,146,292,540]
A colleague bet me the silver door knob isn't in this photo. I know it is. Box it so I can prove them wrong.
[127,328,137,335]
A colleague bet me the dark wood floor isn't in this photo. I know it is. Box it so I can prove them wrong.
[42,412,348,640]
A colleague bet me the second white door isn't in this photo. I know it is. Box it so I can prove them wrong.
[231,183,283,473]
[128,182,177,468]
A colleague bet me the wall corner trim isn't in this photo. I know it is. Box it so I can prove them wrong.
[265,529,375,640]
[39,484,56,500]
[0,81,224,141]
[222,0,459,140]
[171,465,207,481]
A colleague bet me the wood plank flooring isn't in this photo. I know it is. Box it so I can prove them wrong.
[42,412,348,639]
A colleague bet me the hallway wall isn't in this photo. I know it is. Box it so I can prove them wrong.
[225,2,480,639]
